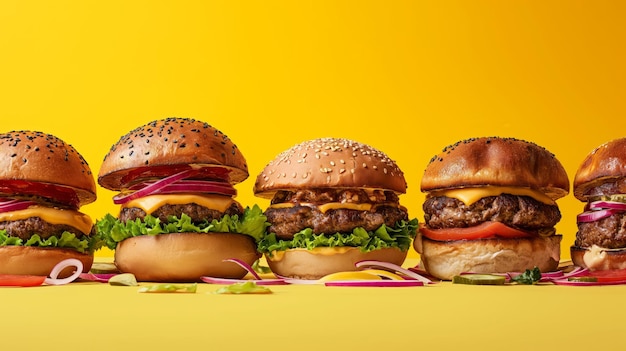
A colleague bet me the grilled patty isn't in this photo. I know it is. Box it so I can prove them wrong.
[0,217,87,240]
[576,213,626,249]
[119,202,244,224]
[423,194,561,231]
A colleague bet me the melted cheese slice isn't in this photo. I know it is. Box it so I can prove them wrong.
[122,194,235,214]
[268,202,374,213]
[430,186,555,205]
[0,206,93,235]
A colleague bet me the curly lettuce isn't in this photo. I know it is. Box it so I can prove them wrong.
[258,218,418,255]
[0,230,103,254]
[96,204,269,250]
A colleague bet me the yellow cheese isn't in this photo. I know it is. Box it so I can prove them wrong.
[268,202,373,213]
[0,206,93,234]
[430,186,555,205]
[122,194,234,214]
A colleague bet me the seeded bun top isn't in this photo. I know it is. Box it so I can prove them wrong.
[98,118,248,190]
[574,138,626,201]
[0,130,96,206]
[421,137,570,200]
[253,137,407,198]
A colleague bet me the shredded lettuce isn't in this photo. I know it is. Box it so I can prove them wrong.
[96,204,269,250]
[258,218,418,255]
[0,230,102,254]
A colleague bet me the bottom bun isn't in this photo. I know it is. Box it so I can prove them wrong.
[414,234,561,280]
[265,247,408,280]
[114,232,261,282]
[0,246,93,277]
[571,245,626,270]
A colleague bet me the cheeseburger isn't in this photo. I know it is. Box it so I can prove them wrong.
[254,137,418,279]
[572,138,626,270]
[0,130,99,276]
[414,137,569,280]
[96,118,267,282]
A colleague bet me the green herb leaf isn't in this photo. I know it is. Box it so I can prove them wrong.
[214,281,272,294]
[510,267,542,285]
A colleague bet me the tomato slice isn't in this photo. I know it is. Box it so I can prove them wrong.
[0,275,46,287]
[587,269,626,283]
[419,222,535,241]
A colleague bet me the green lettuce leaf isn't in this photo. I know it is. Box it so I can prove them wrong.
[0,230,102,254]
[258,218,419,255]
[96,204,269,250]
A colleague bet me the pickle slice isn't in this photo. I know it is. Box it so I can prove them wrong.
[90,262,121,274]
[568,276,598,282]
[452,274,506,285]
[108,273,138,286]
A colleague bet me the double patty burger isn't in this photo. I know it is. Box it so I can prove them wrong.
[254,137,418,279]
[572,138,626,270]
[414,137,570,280]
[96,118,267,282]
[0,130,98,276]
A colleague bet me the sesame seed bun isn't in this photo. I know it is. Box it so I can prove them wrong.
[573,138,626,201]
[421,137,569,200]
[98,117,249,190]
[0,130,96,206]
[264,247,408,280]
[414,234,561,280]
[0,246,93,278]
[113,232,261,282]
[253,137,407,198]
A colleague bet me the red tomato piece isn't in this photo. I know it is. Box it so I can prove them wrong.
[0,275,46,287]
[419,221,534,241]
[588,269,626,283]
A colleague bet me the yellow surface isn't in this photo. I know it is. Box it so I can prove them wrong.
[1,2,626,350]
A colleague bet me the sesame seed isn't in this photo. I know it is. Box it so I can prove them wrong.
[362,163,367,168]
[340,159,345,164]
[340,168,346,174]
[351,169,355,174]
[315,154,320,159]
[292,172,297,178]
[302,173,308,179]
[384,168,388,174]
[373,165,378,170]
[330,161,335,166]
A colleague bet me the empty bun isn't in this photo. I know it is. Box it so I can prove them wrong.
[98,117,249,190]
[414,234,561,280]
[254,138,407,198]
[571,246,626,270]
[574,138,626,201]
[114,233,261,282]
[0,246,93,277]
[264,247,407,280]
[421,137,569,200]
[0,130,96,206]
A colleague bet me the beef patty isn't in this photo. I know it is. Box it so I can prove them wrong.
[120,201,244,224]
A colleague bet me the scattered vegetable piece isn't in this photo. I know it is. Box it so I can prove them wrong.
[214,281,272,294]
[510,267,542,285]
[452,274,506,285]
[138,283,197,293]
[108,273,138,286]
[0,275,46,287]
[89,262,120,274]
[252,260,272,274]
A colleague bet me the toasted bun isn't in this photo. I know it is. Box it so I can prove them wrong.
[0,130,96,206]
[98,117,249,190]
[0,246,93,277]
[571,245,626,270]
[574,138,626,201]
[254,138,406,198]
[414,234,561,280]
[264,247,407,280]
[421,137,569,200]
[114,233,261,282]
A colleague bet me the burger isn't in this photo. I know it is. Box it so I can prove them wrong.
[572,138,626,270]
[96,117,267,282]
[253,137,418,279]
[0,130,99,277]
[414,137,570,280]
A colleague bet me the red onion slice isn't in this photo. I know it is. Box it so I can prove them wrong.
[324,280,424,287]
[78,273,117,283]
[131,180,237,197]
[0,198,36,213]
[201,276,287,285]
[552,279,626,286]
[44,259,83,285]
[222,258,263,280]
[588,201,626,211]
[113,169,197,204]
[577,209,620,223]
[355,260,432,284]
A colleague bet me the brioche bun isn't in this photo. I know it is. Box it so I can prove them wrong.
[114,233,261,282]
[574,137,626,201]
[571,246,626,270]
[265,247,407,280]
[98,117,249,190]
[421,137,569,200]
[415,234,561,280]
[0,246,93,278]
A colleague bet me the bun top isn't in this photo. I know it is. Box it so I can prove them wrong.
[574,138,626,201]
[421,137,570,200]
[98,118,248,190]
[0,130,96,206]
[254,137,407,198]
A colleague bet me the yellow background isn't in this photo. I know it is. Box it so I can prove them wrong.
[1,1,625,261]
